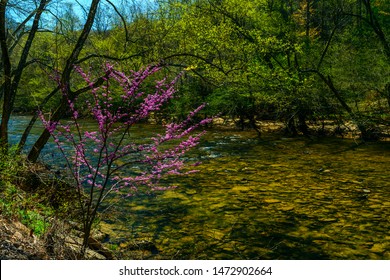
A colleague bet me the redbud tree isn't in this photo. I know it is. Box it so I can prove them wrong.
[40,63,212,257]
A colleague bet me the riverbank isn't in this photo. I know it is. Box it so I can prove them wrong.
[0,215,49,259]
[0,213,113,260]
[0,159,114,260]
[7,114,390,150]
[210,117,390,141]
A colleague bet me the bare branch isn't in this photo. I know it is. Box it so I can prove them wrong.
[75,50,149,64]
[105,0,130,49]
[161,53,227,74]
[317,24,338,70]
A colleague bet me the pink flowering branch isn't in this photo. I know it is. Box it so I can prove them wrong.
[39,63,213,255]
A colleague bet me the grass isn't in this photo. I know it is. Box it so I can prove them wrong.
[0,154,52,237]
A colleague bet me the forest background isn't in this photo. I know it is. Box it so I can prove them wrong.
[1,0,390,159]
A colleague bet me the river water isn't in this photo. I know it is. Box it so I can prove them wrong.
[9,116,390,259]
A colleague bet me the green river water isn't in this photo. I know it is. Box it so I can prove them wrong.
[10,117,390,259]
[100,127,389,260]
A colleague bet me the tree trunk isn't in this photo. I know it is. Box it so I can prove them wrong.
[28,0,101,162]
[298,112,309,135]
[17,87,59,154]
[314,71,371,140]
[0,0,48,149]
[362,0,390,62]
[0,0,12,148]
[306,0,311,38]
[286,116,298,136]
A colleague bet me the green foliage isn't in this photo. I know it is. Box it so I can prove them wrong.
[0,146,24,181]
[0,181,52,236]
[0,148,53,237]
[4,0,390,138]
[19,209,51,237]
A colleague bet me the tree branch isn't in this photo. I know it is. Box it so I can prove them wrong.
[75,50,149,65]
[104,0,130,49]
[343,1,390,62]
[161,53,227,74]
[317,23,338,70]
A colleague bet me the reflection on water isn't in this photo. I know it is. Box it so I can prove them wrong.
[10,116,390,259]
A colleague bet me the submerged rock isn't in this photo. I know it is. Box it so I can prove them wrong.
[263,198,281,204]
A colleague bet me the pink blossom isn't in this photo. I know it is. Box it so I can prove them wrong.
[40,62,213,207]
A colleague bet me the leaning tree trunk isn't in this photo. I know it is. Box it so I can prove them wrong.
[314,71,371,140]
[361,0,390,63]
[17,87,59,154]
[27,0,101,162]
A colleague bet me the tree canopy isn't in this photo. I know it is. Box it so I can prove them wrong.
[1,0,389,159]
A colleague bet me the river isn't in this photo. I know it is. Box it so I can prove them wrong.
[9,116,390,259]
